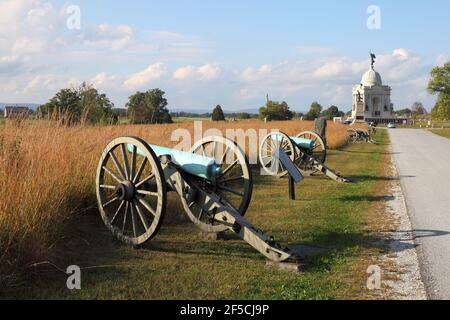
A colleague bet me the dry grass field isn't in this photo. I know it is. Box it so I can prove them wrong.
[0,119,357,281]
[1,125,390,300]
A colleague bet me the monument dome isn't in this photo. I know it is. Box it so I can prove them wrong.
[350,53,394,124]
[361,67,382,86]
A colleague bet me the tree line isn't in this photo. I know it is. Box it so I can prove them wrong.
[258,100,346,122]
[37,84,173,125]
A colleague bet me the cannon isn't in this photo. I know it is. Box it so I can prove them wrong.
[96,136,297,263]
[347,128,376,144]
[259,131,350,183]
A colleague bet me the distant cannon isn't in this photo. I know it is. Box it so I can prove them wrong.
[347,127,376,144]
[259,131,351,184]
[96,136,298,263]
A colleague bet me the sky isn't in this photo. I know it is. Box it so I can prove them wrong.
[0,0,449,112]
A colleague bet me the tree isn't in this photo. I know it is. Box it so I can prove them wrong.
[127,89,172,124]
[78,83,114,124]
[321,105,345,120]
[211,105,226,121]
[238,112,251,120]
[428,62,450,95]
[428,63,450,120]
[259,100,293,121]
[395,108,413,118]
[304,102,323,121]
[37,83,114,124]
[431,94,450,120]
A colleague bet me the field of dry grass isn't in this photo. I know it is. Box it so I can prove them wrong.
[0,119,357,281]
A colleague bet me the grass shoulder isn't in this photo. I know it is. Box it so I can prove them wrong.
[429,129,450,139]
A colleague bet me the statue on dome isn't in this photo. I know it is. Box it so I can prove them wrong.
[370,52,377,69]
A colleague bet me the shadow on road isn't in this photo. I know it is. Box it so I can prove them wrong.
[347,175,416,182]
[340,195,396,202]
[338,150,402,156]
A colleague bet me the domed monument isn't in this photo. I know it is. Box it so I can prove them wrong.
[351,53,394,124]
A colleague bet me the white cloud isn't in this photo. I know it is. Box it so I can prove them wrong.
[197,63,221,81]
[80,24,134,51]
[173,64,221,81]
[392,48,410,61]
[90,72,118,88]
[124,63,166,89]
[23,74,79,94]
[173,65,196,80]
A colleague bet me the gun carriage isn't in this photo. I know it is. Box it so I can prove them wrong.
[259,131,350,184]
[347,127,376,144]
[96,136,298,263]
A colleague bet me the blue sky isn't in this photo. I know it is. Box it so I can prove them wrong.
[1,0,449,111]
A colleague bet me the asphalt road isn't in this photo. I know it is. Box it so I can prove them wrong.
[390,129,450,299]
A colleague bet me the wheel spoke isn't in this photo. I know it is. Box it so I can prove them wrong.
[133,201,150,231]
[100,184,116,190]
[103,196,119,208]
[121,144,131,180]
[221,160,239,176]
[137,197,157,217]
[136,190,159,197]
[110,200,125,225]
[133,157,148,184]
[212,142,217,159]
[109,151,127,180]
[219,176,244,184]
[217,185,244,197]
[130,204,137,238]
[270,157,279,174]
[135,173,155,189]
[103,166,122,184]
[122,202,129,233]
[130,146,137,182]
[197,208,204,220]
[220,146,230,164]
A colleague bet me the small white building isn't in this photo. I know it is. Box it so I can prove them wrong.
[351,54,395,124]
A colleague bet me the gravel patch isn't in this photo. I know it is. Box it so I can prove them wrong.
[381,158,427,300]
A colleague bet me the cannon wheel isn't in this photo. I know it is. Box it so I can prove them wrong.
[181,136,253,233]
[96,137,167,247]
[347,128,359,143]
[296,131,327,166]
[259,132,296,178]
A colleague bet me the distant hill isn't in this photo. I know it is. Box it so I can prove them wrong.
[0,103,41,111]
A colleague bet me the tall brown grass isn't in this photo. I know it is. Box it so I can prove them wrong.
[0,119,352,280]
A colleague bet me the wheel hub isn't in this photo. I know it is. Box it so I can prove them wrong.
[115,180,136,202]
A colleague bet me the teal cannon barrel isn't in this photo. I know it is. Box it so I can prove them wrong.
[270,133,315,150]
[128,144,222,180]
[290,137,315,150]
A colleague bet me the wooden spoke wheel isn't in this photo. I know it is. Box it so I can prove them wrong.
[96,137,167,247]
[356,129,369,142]
[180,136,253,233]
[296,131,327,169]
[259,132,296,178]
[347,128,359,143]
